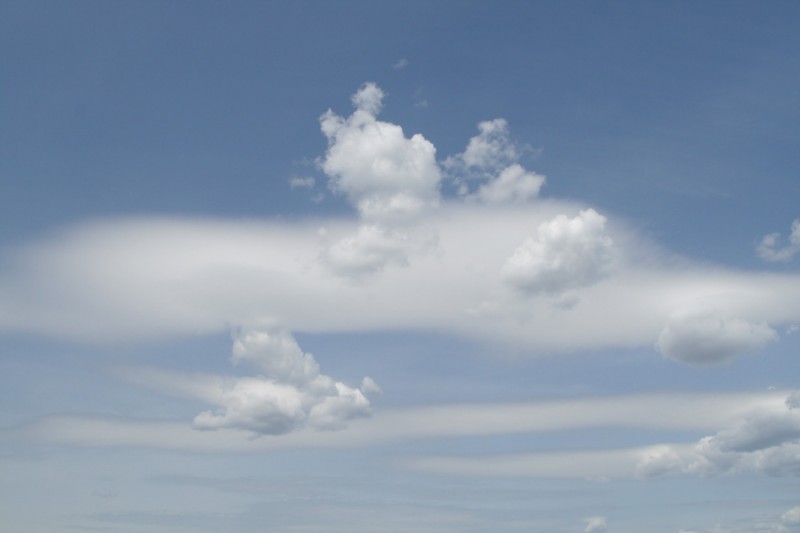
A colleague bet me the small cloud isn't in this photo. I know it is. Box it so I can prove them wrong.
[319,82,441,223]
[475,163,545,204]
[502,209,614,295]
[655,310,778,366]
[393,58,409,70]
[783,506,800,526]
[584,516,607,533]
[288,176,315,189]
[446,118,519,174]
[757,219,800,262]
[635,445,683,478]
[137,328,378,436]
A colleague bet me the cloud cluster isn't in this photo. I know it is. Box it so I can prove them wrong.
[757,219,800,262]
[655,310,778,365]
[136,328,376,436]
[445,118,545,203]
[0,82,799,368]
[502,208,615,295]
[632,391,800,479]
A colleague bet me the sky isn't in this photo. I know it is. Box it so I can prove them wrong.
[1,1,800,532]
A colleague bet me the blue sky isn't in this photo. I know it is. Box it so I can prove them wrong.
[1,1,800,532]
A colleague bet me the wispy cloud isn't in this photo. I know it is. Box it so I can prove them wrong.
[757,219,800,262]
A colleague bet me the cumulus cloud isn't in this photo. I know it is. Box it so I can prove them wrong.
[444,118,545,204]
[1,83,800,354]
[584,516,608,532]
[757,219,800,262]
[447,118,519,173]
[319,82,441,223]
[475,163,545,204]
[684,392,800,477]
[655,310,778,365]
[635,445,684,478]
[136,328,376,436]
[502,208,614,295]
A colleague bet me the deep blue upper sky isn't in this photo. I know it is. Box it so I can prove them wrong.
[3,1,799,264]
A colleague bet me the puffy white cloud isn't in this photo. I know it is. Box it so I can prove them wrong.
[584,516,608,533]
[1,84,799,353]
[231,328,320,385]
[502,208,614,295]
[475,163,545,204]
[757,219,800,262]
[685,392,800,477]
[444,118,545,204]
[448,118,519,172]
[319,82,441,222]
[655,310,778,365]
[635,445,684,478]
[1,207,799,354]
[135,328,375,436]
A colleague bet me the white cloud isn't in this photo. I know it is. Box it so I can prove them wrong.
[684,392,800,477]
[393,58,409,70]
[757,219,800,262]
[288,176,315,189]
[443,118,545,204]
[475,163,545,204]
[783,506,800,526]
[655,310,778,365]
[635,445,684,478]
[584,516,607,533]
[1,84,799,353]
[448,118,519,172]
[133,328,375,436]
[501,208,615,295]
[320,82,441,223]
[231,328,320,385]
